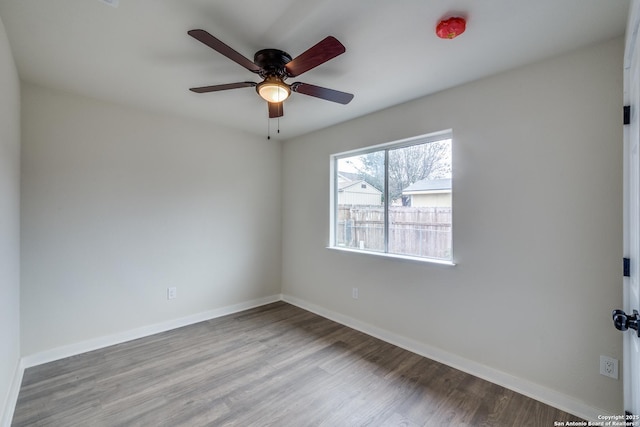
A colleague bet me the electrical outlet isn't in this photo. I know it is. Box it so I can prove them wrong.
[600,355,618,379]
[352,287,359,299]
[167,287,177,300]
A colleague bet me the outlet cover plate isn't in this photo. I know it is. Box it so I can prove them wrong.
[599,355,619,379]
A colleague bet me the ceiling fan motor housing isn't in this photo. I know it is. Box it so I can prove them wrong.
[254,49,292,79]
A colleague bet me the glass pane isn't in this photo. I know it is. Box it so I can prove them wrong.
[388,139,452,260]
[335,152,385,252]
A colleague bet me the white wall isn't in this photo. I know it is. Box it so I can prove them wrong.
[20,83,282,356]
[0,12,20,427]
[282,37,624,416]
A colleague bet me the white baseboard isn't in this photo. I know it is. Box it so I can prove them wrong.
[1,358,24,427]
[281,293,613,423]
[21,294,282,369]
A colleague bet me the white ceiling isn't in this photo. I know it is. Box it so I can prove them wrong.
[0,0,631,140]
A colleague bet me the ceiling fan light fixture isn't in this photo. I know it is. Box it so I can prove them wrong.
[257,76,291,103]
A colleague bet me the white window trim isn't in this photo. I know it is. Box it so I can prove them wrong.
[327,246,456,266]
[329,130,454,266]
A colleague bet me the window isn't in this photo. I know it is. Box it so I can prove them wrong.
[331,130,453,263]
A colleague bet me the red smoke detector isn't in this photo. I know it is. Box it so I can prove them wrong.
[436,17,466,39]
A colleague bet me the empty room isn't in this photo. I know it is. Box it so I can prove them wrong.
[1,0,639,425]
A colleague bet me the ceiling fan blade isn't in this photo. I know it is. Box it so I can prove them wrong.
[285,36,346,77]
[188,29,261,73]
[291,82,354,104]
[189,82,256,93]
[268,102,284,118]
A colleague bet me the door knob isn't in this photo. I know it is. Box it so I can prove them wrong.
[612,309,640,337]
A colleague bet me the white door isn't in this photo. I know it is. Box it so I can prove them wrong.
[624,0,640,417]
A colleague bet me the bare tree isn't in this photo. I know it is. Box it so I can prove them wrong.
[358,140,451,206]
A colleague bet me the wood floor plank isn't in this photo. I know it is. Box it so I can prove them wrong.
[12,302,584,426]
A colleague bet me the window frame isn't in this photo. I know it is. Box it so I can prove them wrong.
[329,130,455,266]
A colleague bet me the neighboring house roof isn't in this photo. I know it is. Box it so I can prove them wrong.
[403,178,452,194]
[338,180,382,194]
[338,180,359,190]
[337,171,361,182]
[337,173,382,194]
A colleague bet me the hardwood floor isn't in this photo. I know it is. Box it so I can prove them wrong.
[12,302,582,426]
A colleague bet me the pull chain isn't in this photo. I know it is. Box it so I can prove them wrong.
[267,118,283,140]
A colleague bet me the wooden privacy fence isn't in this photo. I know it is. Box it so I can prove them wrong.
[336,206,452,259]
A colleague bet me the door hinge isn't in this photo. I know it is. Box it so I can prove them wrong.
[624,105,630,125]
[624,257,630,277]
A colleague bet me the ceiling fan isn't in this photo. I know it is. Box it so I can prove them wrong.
[187,29,354,118]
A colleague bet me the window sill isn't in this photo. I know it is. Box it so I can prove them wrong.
[326,246,456,266]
